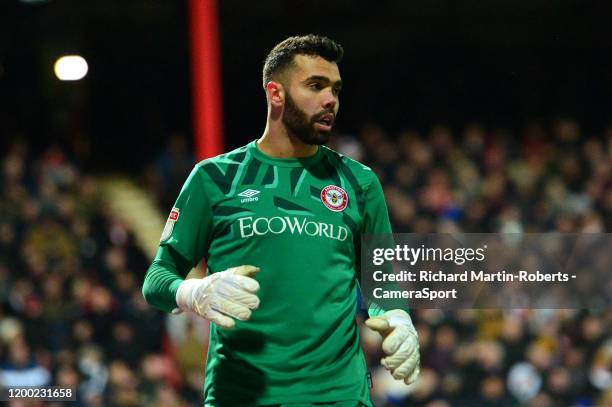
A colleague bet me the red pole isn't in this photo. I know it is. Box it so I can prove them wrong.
[188,0,224,160]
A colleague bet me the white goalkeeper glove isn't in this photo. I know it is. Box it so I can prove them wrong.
[175,265,260,329]
[365,309,420,384]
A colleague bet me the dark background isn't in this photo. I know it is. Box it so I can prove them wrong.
[1,0,611,171]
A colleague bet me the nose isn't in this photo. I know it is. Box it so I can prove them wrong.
[322,90,337,111]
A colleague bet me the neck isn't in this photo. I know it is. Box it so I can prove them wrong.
[257,119,318,158]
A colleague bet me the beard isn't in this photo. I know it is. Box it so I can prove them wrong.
[282,91,333,145]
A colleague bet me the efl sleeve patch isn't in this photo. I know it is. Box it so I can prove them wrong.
[160,207,180,242]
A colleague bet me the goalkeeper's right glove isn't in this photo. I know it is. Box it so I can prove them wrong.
[175,265,260,329]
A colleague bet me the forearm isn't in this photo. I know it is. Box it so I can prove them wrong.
[142,245,192,313]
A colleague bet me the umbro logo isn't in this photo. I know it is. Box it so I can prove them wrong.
[238,189,260,198]
[238,189,260,203]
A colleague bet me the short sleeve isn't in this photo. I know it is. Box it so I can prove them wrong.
[159,165,213,267]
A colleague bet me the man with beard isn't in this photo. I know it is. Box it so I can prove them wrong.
[142,35,420,406]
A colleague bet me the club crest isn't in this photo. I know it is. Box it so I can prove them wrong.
[321,185,348,212]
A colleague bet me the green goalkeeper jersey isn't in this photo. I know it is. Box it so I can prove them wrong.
[147,140,391,406]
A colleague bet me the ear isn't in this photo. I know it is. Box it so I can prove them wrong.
[265,81,284,108]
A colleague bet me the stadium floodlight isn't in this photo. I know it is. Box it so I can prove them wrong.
[54,55,88,81]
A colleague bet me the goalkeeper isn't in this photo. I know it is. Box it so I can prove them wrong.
[142,34,419,406]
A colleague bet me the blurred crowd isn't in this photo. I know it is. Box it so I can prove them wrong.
[0,118,610,406]
[332,119,611,234]
[0,141,201,406]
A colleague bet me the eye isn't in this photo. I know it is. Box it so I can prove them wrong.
[333,87,342,96]
[308,82,322,91]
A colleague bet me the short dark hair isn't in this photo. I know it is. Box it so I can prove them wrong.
[262,34,344,88]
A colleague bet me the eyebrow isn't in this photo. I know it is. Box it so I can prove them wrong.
[303,75,343,89]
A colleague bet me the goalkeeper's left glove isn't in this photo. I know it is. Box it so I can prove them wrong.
[365,309,420,384]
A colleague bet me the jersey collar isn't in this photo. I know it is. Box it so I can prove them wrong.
[249,139,324,167]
